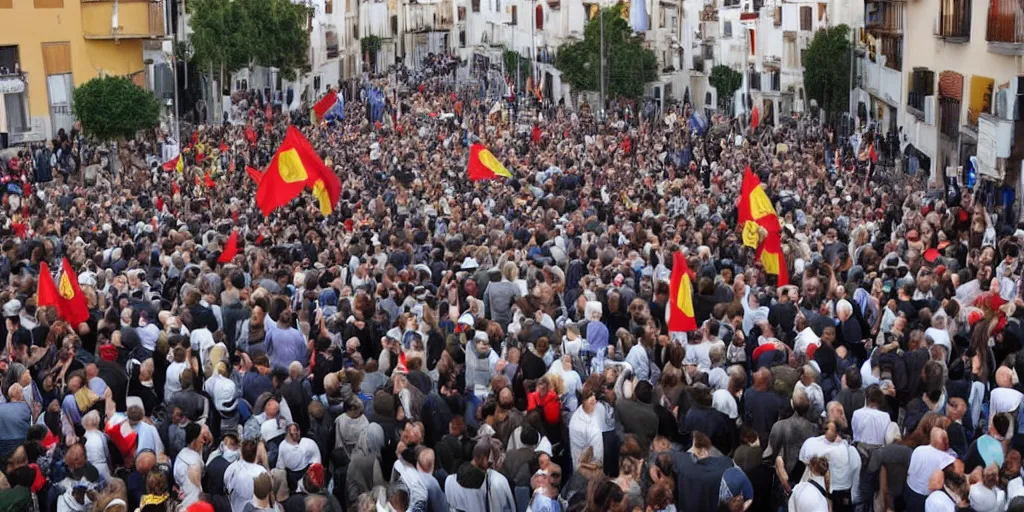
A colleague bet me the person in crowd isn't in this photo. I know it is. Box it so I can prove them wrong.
[0,60,1017,512]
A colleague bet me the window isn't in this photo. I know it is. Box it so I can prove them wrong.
[800,6,812,30]
[908,68,935,112]
[723,21,732,37]
[325,0,332,13]
[33,0,62,7]
[391,14,398,34]
[511,5,517,24]
[472,0,480,12]
[0,46,18,75]
[459,6,466,19]
[937,0,971,39]
[536,4,543,29]
[5,93,27,133]
[0,0,11,8]
[989,0,1023,43]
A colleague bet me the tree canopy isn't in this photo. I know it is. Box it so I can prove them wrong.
[803,24,852,121]
[555,4,658,100]
[72,76,161,141]
[709,65,742,110]
[189,0,310,80]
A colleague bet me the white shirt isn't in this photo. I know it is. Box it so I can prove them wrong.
[568,406,604,469]
[276,437,321,471]
[83,430,110,481]
[793,328,821,356]
[924,488,957,512]
[907,445,957,495]
[799,436,860,493]
[224,460,268,512]
[969,482,1006,512]
[990,387,1023,417]
[173,447,204,508]
[164,361,188,400]
[684,342,713,369]
[852,407,891,445]
[1007,476,1024,500]
[788,476,829,512]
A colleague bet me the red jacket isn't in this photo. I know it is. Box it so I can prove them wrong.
[528,390,561,424]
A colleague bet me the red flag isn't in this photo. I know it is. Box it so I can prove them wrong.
[467,143,513,181]
[36,262,60,312]
[171,181,180,196]
[313,90,339,122]
[245,126,258,145]
[531,126,542,145]
[256,126,340,216]
[219,143,229,154]
[58,258,90,326]
[751,106,760,130]
[668,252,697,332]
[204,172,216,189]
[161,155,184,172]
[218,230,239,264]
[191,131,198,146]
[246,166,263,185]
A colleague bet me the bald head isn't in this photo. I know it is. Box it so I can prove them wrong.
[417,447,435,474]
[996,366,1014,388]
[136,451,156,474]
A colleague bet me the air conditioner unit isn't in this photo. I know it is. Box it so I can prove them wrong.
[924,95,936,126]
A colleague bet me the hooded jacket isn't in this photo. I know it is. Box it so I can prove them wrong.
[443,463,515,512]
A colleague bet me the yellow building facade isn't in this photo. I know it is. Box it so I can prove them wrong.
[0,0,166,144]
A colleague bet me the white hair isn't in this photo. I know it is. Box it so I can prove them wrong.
[82,410,101,430]
[836,299,853,317]
[585,301,603,321]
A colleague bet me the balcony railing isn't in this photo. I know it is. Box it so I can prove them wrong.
[877,35,902,70]
[81,0,166,39]
[939,96,961,138]
[937,0,971,40]
[987,0,1024,50]
[909,91,927,112]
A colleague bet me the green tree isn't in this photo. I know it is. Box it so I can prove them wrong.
[72,76,160,141]
[361,36,382,72]
[503,49,531,80]
[555,4,658,100]
[708,65,742,110]
[189,0,310,80]
[803,24,852,122]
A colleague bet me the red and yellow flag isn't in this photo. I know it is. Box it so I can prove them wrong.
[467,143,513,181]
[737,167,781,248]
[256,126,341,216]
[38,259,90,326]
[161,155,184,173]
[668,251,697,332]
[758,230,790,287]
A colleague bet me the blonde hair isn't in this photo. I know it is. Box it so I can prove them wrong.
[502,262,519,282]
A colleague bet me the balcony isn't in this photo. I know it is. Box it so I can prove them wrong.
[748,70,761,90]
[407,2,454,31]
[939,96,961,139]
[986,0,1024,54]
[936,0,971,41]
[81,0,166,40]
[866,2,903,36]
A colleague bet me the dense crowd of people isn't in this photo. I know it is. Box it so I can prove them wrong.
[0,57,1022,512]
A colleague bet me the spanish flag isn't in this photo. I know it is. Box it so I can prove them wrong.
[758,229,790,286]
[162,154,184,173]
[38,259,90,326]
[467,143,513,181]
[737,167,781,248]
[668,251,697,332]
[256,126,341,216]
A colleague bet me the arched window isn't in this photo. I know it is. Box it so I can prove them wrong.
[536,4,544,30]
